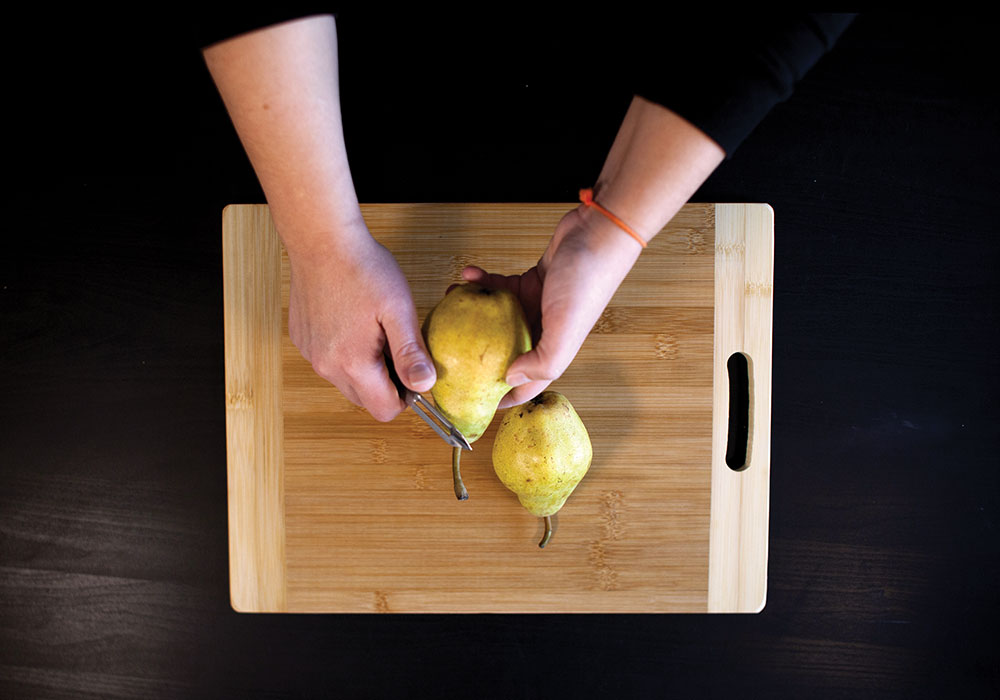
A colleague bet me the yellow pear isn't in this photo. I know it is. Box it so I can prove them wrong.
[492,390,593,547]
[422,282,531,499]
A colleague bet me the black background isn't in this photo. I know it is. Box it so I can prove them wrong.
[2,10,998,699]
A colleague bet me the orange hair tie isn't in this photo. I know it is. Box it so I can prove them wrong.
[579,188,647,249]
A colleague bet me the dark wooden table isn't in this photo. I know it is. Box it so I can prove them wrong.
[3,11,997,698]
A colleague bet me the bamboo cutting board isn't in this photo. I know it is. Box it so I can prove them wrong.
[223,203,772,613]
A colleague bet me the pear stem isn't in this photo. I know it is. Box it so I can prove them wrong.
[452,446,468,501]
[539,516,553,548]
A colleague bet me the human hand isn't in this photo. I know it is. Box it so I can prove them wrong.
[206,15,432,420]
[287,224,436,422]
[463,205,643,408]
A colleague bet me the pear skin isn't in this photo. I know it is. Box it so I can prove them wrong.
[492,391,593,547]
[422,282,531,498]
[423,283,531,442]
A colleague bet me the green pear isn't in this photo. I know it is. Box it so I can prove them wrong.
[492,390,593,548]
[422,282,531,499]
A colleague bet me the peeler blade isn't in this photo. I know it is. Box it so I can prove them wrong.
[406,392,473,451]
[383,349,472,450]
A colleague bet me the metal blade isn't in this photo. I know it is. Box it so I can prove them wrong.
[407,392,473,451]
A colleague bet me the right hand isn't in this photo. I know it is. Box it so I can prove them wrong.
[287,224,436,422]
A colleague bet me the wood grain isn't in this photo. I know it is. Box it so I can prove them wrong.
[224,202,772,612]
[708,204,774,612]
[222,205,287,612]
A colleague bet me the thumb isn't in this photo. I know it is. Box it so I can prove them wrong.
[505,334,574,390]
[506,295,587,389]
[382,304,437,393]
[499,343,564,409]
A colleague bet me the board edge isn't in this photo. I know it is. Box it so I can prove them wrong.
[708,203,774,613]
[223,204,288,613]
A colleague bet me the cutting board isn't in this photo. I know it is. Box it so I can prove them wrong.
[223,203,773,613]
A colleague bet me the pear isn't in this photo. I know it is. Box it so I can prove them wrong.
[422,282,531,499]
[492,390,593,547]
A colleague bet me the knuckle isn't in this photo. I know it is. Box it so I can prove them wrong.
[369,403,402,423]
[529,355,562,383]
[345,367,405,423]
[533,367,561,382]
[311,355,341,383]
[340,386,362,408]
[392,339,426,363]
[364,391,403,422]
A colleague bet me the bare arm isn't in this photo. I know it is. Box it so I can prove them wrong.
[204,15,436,421]
[587,95,725,243]
[467,96,725,406]
[203,15,365,255]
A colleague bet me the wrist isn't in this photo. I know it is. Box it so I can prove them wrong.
[589,96,725,242]
[578,188,650,249]
[567,204,645,269]
[278,210,373,264]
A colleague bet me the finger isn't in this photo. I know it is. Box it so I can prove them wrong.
[347,356,407,423]
[461,265,521,295]
[310,358,364,409]
[461,265,495,283]
[340,382,364,410]
[310,342,407,422]
[498,379,552,409]
[381,298,436,394]
[504,316,584,393]
[461,265,486,282]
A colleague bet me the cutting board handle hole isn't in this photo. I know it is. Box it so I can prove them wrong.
[726,352,753,471]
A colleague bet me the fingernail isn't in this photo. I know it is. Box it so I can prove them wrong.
[410,362,434,384]
[507,372,530,387]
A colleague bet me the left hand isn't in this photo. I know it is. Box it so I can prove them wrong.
[463,204,643,408]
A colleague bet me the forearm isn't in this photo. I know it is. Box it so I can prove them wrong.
[587,95,725,242]
[202,15,365,258]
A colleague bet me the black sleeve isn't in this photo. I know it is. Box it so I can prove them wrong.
[626,12,857,157]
